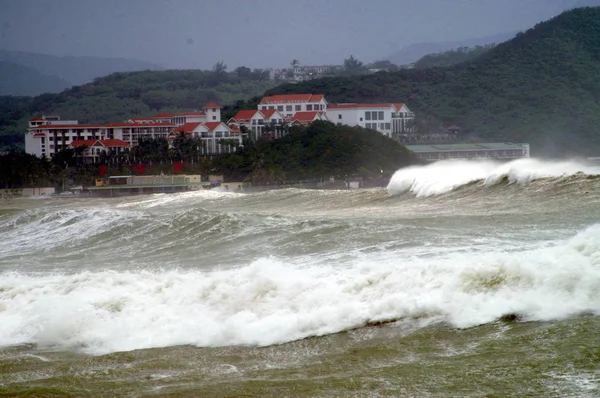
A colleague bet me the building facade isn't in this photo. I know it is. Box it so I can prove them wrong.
[258,94,327,119]
[326,103,414,138]
[405,143,531,161]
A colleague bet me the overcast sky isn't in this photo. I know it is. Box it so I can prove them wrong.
[0,0,582,69]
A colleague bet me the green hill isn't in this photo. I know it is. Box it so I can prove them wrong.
[0,67,279,148]
[0,61,71,96]
[261,7,600,156]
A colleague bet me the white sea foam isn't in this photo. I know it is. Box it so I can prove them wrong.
[1,223,598,355]
[387,158,600,197]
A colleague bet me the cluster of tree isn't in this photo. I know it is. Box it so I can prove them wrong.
[0,122,419,189]
[413,44,496,69]
[0,63,280,150]
[259,8,600,156]
[213,121,419,185]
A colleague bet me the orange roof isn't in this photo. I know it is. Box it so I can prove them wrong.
[100,139,130,147]
[328,103,395,109]
[291,111,321,122]
[204,122,226,131]
[203,102,222,109]
[33,132,46,137]
[72,139,130,148]
[104,122,174,127]
[172,112,205,117]
[393,103,405,111]
[34,124,104,129]
[178,122,202,132]
[231,110,260,121]
[261,109,279,118]
[30,116,44,121]
[260,94,324,104]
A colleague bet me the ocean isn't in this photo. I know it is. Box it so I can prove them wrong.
[1,158,599,397]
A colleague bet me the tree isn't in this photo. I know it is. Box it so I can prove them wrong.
[234,66,252,79]
[290,59,300,68]
[342,55,367,76]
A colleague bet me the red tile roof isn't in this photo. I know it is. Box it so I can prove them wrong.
[231,110,260,121]
[30,116,44,121]
[34,124,104,129]
[104,122,174,127]
[100,139,130,147]
[203,102,222,109]
[177,122,202,132]
[154,113,172,118]
[260,94,324,104]
[261,109,278,118]
[291,111,321,122]
[203,122,225,131]
[393,103,405,111]
[33,132,46,137]
[72,139,130,148]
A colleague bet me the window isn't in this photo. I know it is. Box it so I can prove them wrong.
[359,117,363,121]
[306,104,313,111]
[277,105,283,111]
[269,106,275,110]
[365,112,371,121]
[385,123,391,130]
[286,105,292,111]
[295,105,301,111]
[212,116,217,120]
[338,114,342,119]
[378,111,384,120]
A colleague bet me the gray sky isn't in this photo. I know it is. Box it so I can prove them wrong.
[0,0,579,69]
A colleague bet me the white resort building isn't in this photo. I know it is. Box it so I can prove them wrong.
[24,102,243,161]
[326,103,415,138]
[258,94,327,119]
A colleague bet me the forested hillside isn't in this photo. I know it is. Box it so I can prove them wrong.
[0,66,279,149]
[261,7,600,156]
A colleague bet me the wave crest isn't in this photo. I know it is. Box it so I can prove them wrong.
[386,158,600,197]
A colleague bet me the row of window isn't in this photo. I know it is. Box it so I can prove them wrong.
[365,123,391,130]
[261,104,325,112]
[365,111,385,121]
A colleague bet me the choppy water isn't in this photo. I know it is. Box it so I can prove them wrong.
[1,158,600,397]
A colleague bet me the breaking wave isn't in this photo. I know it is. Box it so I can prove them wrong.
[386,158,600,197]
[1,223,599,355]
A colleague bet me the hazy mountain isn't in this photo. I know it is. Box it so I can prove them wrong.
[0,61,71,96]
[0,50,163,86]
[383,32,517,66]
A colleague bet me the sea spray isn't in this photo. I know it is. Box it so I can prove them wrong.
[1,223,598,355]
[386,158,600,197]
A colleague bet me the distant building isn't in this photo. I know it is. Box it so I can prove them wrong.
[170,121,242,155]
[228,109,286,141]
[258,94,327,119]
[70,139,130,163]
[326,103,414,138]
[24,103,226,158]
[290,111,329,125]
[405,143,531,161]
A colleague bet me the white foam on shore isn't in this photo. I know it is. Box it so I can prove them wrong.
[387,158,600,197]
[1,223,598,355]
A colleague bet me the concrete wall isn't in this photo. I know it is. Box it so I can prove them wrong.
[1,187,55,196]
